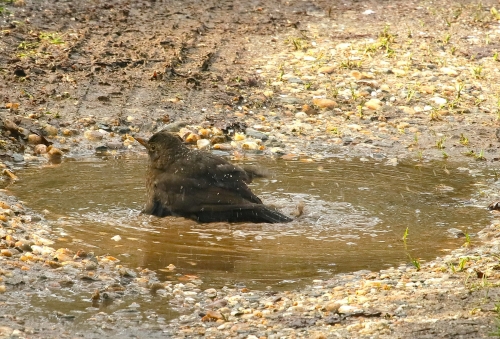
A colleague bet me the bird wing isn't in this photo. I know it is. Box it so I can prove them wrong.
[153,172,261,212]
[169,152,263,204]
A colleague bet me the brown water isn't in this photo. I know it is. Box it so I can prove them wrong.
[10,155,490,291]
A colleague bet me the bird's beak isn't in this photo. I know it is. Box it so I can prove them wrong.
[135,137,148,148]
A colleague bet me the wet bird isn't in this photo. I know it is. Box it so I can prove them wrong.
[135,131,293,223]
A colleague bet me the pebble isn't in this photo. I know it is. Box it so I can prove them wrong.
[420,85,435,94]
[431,96,447,106]
[106,141,125,150]
[27,134,43,145]
[241,142,261,150]
[295,112,308,119]
[440,67,458,76]
[197,139,210,150]
[84,130,104,141]
[318,65,336,74]
[245,128,268,140]
[233,133,245,141]
[12,153,24,162]
[185,133,200,143]
[338,304,363,314]
[350,70,363,80]
[62,129,75,136]
[33,144,48,155]
[252,124,271,132]
[46,147,63,163]
[323,302,340,312]
[213,143,232,151]
[162,122,188,132]
[447,228,465,238]
[312,98,338,109]
[210,135,227,144]
[43,124,58,137]
[1,249,13,257]
[365,98,382,110]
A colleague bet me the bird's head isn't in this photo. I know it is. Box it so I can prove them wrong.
[135,131,185,167]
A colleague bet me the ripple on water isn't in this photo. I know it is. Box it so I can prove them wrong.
[10,156,492,290]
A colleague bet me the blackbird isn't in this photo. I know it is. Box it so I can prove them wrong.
[135,130,293,223]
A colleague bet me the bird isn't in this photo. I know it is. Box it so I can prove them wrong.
[135,130,293,223]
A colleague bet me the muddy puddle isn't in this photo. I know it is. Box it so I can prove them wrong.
[10,154,492,292]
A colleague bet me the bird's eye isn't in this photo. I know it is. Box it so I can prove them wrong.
[150,145,156,151]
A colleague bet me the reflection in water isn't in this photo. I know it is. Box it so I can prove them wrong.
[10,155,490,290]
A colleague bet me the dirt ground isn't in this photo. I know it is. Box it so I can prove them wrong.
[3,0,500,338]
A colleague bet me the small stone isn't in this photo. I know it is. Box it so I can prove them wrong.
[295,112,308,119]
[198,128,211,138]
[365,99,382,110]
[313,98,338,109]
[12,153,24,162]
[197,139,210,150]
[310,332,327,339]
[62,129,73,136]
[286,77,303,84]
[33,144,47,155]
[163,121,188,132]
[84,130,104,141]
[204,288,218,299]
[420,85,435,94]
[380,84,390,91]
[318,65,336,74]
[233,133,245,141]
[252,124,271,132]
[338,305,363,314]
[54,248,74,262]
[447,228,465,238]
[392,69,406,76]
[400,106,415,114]
[118,267,137,278]
[302,104,318,115]
[440,67,458,76]
[324,302,341,312]
[48,74,62,83]
[1,249,12,257]
[27,134,42,145]
[85,262,98,270]
[347,124,362,131]
[336,43,351,50]
[106,142,124,150]
[241,142,260,150]
[185,133,200,143]
[3,169,18,180]
[350,70,362,80]
[213,144,232,151]
[16,241,32,252]
[43,124,58,137]
[201,310,224,322]
[431,97,447,106]
[47,147,63,163]
[385,158,398,166]
[210,135,227,144]
[117,127,131,134]
[245,128,268,140]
